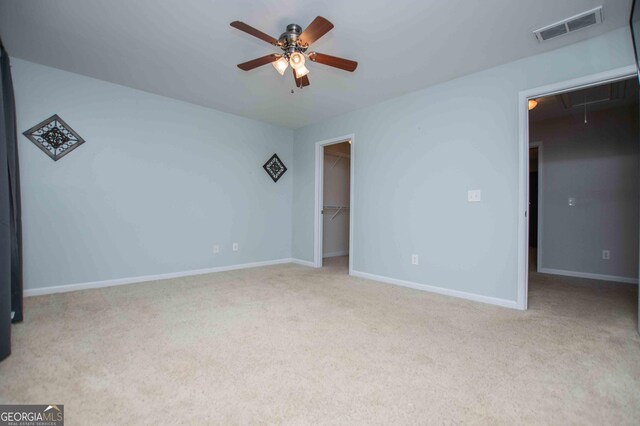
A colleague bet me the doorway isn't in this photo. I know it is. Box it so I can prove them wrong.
[518,65,638,310]
[322,142,351,271]
[314,134,355,272]
[529,143,541,272]
[522,73,639,332]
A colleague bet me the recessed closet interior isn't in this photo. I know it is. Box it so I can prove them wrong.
[322,141,351,262]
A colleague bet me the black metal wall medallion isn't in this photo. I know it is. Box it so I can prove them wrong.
[23,114,85,161]
[263,153,287,182]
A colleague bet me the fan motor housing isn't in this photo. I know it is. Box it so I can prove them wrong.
[279,24,308,53]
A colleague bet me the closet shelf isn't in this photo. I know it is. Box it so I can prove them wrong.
[323,205,350,221]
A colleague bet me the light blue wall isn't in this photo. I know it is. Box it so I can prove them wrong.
[292,28,636,302]
[13,59,293,290]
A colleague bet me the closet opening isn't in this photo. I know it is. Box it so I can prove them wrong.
[313,135,354,273]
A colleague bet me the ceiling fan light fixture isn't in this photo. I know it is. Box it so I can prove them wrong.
[272,57,289,75]
[230,17,358,89]
[289,52,305,69]
[294,64,309,78]
[528,99,538,110]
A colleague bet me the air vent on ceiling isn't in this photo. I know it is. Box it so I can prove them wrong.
[534,6,603,42]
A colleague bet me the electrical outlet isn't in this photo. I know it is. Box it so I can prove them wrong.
[467,190,481,202]
[213,245,220,254]
[602,250,610,260]
[411,254,419,265]
[568,197,576,207]
[232,243,239,252]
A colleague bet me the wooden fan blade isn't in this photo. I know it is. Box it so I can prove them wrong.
[292,69,310,88]
[308,52,358,72]
[237,54,280,71]
[230,21,280,46]
[298,16,334,47]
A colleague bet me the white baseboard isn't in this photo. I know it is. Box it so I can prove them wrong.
[291,258,315,268]
[323,250,349,258]
[350,270,521,310]
[538,268,638,284]
[24,258,294,297]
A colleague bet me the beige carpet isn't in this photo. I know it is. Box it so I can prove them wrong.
[1,256,638,424]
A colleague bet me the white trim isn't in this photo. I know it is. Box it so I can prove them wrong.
[291,258,315,267]
[529,141,544,273]
[323,250,349,258]
[314,133,355,275]
[351,270,521,310]
[538,268,638,284]
[517,65,637,310]
[24,258,294,297]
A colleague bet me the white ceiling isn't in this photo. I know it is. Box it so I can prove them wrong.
[0,0,633,128]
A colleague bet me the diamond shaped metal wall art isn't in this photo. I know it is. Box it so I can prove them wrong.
[23,114,85,161]
[263,153,287,182]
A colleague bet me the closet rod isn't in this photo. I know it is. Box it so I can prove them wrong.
[330,156,341,169]
[331,206,344,221]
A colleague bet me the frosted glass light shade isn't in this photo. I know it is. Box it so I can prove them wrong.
[289,52,305,69]
[294,65,309,78]
[272,57,289,75]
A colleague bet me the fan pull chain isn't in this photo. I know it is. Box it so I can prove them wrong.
[584,95,587,124]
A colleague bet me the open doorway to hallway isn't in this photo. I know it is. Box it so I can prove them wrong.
[529,144,540,271]
[527,77,639,328]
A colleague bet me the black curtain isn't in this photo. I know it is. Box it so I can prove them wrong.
[0,40,22,362]
[0,41,11,361]
[3,43,22,324]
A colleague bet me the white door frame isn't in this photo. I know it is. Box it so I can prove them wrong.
[529,141,543,273]
[314,133,355,273]
[516,65,636,310]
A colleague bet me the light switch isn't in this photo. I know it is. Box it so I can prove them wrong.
[568,197,576,207]
[468,190,481,202]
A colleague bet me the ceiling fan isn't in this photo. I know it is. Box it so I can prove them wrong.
[230,16,358,89]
